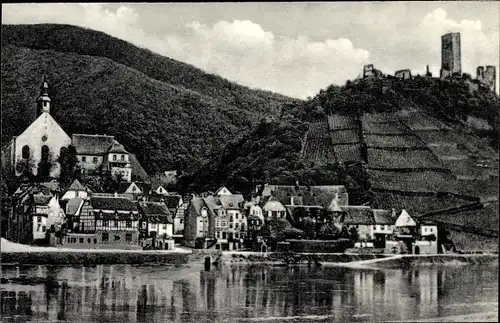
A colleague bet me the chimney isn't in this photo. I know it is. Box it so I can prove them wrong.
[391,208,397,219]
[114,192,118,197]
[295,181,300,191]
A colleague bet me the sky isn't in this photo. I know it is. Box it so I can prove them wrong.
[2,2,499,98]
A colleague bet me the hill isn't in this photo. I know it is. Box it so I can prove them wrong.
[1,24,299,174]
[180,75,499,235]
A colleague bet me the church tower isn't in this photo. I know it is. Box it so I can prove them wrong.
[36,74,51,116]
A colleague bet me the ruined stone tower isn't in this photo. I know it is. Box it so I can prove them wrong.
[477,65,496,92]
[440,33,461,78]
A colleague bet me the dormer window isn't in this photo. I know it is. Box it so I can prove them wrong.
[121,155,125,161]
[113,155,117,161]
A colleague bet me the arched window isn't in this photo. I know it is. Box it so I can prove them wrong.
[41,145,49,162]
[22,145,30,159]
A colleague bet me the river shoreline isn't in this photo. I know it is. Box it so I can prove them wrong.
[1,249,497,267]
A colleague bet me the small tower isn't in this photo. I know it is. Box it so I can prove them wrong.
[36,74,51,116]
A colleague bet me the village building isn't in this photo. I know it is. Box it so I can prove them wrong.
[339,205,375,241]
[32,192,65,242]
[260,184,349,208]
[138,201,174,249]
[216,186,232,196]
[183,196,214,248]
[173,198,188,243]
[262,196,287,220]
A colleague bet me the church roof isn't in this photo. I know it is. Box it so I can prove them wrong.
[108,140,128,154]
[72,134,115,155]
[67,179,85,191]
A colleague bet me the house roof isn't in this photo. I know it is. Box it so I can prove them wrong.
[341,206,375,225]
[72,134,115,155]
[33,194,53,206]
[395,209,417,227]
[261,185,347,207]
[67,179,85,191]
[327,198,343,212]
[163,195,181,209]
[216,186,232,195]
[189,196,206,217]
[40,181,60,192]
[372,209,394,225]
[108,140,128,154]
[90,196,138,212]
[138,202,173,224]
[219,194,244,209]
[66,198,84,216]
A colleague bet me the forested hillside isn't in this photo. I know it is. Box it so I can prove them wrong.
[181,75,499,228]
[1,24,298,174]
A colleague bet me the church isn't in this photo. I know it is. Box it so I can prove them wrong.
[1,76,141,182]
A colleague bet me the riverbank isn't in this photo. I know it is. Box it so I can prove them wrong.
[387,311,498,322]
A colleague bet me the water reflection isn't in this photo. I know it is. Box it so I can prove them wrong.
[0,263,497,323]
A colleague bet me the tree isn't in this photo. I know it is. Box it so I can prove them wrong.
[58,145,79,189]
[299,217,316,239]
[318,223,340,240]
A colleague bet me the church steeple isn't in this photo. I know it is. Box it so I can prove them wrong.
[36,74,51,115]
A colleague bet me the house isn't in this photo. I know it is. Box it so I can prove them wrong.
[219,194,246,246]
[371,209,396,247]
[32,193,65,242]
[138,201,174,249]
[73,136,133,182]
[183,196,214,248]
[173,198,188,242]
[65,197,85,233]
[1,76,71,178]
[262,196,287,220]
[65,196,140,248]
[339,205,375,241]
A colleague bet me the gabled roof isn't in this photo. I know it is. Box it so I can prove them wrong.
[90,196,138,212]
[372,209,394,225]
[216,186,232,195]
[327,198,343,212]
[395,209,417,227]
[138,202,173,224]
[341,206,374,225]
[33,194,53,206]
[108,140,128,154]
[219,194,244,209]
[67,179,85,191]
[72,134,115,155]
[40,181,60,192]
[163,195,182,209]
[66,198,84,216]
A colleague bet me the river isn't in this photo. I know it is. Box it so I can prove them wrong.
[0,263,498,322]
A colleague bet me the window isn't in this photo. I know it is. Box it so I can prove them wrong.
[114,220,118,227]
[22,145,30,159]
[235,232,239,239]
[42,226,46,232]
[94,239,97,244]
[113,154,117,161]
[373,225,376,230]
[37,216,42,223]
[222,232,227,239]
[121,155,125,161]
[126,221,132,228]
[102,233,109,242]
[180,219,184,224]
[424,228,428,232]
[115,235,120,241]
[272,211,277,218]
[235,213,239,220]
[41,145,49,162]
[216,231,220,239]
[79,238,84,243]
[93,157,98,164]
[87,238,91,243]
[230,216,233,222]
[37,224,41,231]
[229,224,233,229]
[163,224,167,230]
[235,223,239,229]
[103,220,109,227]
[82,156,87,162]
[126,234,132,242]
